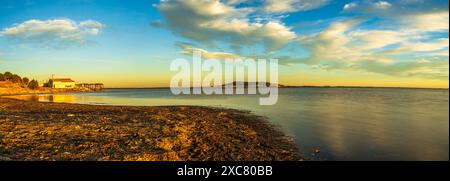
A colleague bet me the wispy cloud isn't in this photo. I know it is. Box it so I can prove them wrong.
[342,0,447,16]
[401,11,449,32]
[177,43,242,60]
[296,17,449,80]
[156,0,296,52]
[176,42,300,66]
[373,1,392,9]
[0,18,104,48]
[343,2,358,11]
[357,58,448,80]
[155,0,448,81]
[263,0,329,13]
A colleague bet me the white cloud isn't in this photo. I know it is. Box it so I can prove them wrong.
[403,39,449,52]
[178,43,242,60]
[350,30,406,50]
[157,0,296,52]
[402,11,449,32]
[388,38,449,54]
[299,19,363,65]
[297,18,449,79]
[343,2,358,11]
[155,0,448,80]
[177,43,300,65]
[374,1,392,9]
[0,18,104,47]
[263,0,329,13]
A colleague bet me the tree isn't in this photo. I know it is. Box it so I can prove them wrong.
[28,80,39,90]
[22,77,30,85]
[0,73,4,81]
[11,74,22,84]
[3,72,13,80]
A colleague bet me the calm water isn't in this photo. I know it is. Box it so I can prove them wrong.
[8,88,449,161]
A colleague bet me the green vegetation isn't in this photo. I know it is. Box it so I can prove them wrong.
[22,77,30,86]
[11,74,22,84]
[0,71,38,89]
[28,80,39,90]
[3,72,13,81]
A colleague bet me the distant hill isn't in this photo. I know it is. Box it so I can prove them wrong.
[221,81,286,88]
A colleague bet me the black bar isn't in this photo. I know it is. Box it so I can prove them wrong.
[0,161,448,179]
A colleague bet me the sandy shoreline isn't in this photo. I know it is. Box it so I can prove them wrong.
[0,98,301,161]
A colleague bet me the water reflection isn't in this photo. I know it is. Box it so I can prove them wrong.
[4,88,449,161]
[6,94,77,103]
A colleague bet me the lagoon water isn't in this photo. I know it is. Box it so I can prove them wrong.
[10,88,449,160]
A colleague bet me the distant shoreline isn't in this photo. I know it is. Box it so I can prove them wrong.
[2,84,447,97]
[103,86,449,90]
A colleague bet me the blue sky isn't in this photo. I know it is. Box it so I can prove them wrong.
[0,0,448,88]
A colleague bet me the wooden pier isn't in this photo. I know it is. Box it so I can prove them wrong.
[76,83,104,90]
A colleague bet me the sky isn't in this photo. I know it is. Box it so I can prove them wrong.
[0,0,448,88]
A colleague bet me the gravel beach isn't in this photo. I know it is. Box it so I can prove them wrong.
[0,98,301,161]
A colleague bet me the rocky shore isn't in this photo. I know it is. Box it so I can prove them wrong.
[0,98,301,161]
